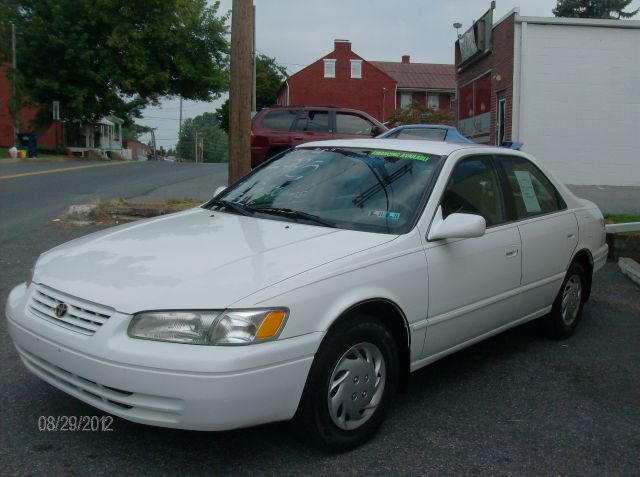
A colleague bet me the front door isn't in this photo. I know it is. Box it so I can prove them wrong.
[422,155,522,358]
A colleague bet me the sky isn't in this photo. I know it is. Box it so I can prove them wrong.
[138,0,640,149]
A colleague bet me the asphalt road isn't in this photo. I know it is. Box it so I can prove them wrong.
[1,160,639,476]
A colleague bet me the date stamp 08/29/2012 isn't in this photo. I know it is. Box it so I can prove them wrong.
[38,415,114,432]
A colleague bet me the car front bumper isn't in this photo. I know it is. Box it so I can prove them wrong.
[6,283,321,431]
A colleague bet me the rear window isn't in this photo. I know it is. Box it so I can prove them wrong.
[497,156,566,219]
[335,113,375,135]
[260,110,299,131]
[395,128,447,141]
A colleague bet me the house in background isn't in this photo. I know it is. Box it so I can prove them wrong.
[0,64,62,148]
[64,115,124,157]
[455,6,640,185]
[277,40,455,123]
[371,56,455,113]
[123,139,151,161]
[2,64,125,156]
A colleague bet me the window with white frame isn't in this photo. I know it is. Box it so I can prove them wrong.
[400,93,412,110]
[427,93,440,110]
[324,59,336,78]
[350,60,362,79]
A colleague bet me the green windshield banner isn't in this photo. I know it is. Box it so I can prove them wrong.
[369,150,430,162]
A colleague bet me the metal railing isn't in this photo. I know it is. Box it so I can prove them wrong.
[605,222,640,234]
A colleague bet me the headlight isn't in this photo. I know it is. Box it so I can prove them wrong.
[128,308,288,345]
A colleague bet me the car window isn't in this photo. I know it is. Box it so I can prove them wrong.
[396,129,447,141]
[441,156,506,227]
[498,156,565,219]
[260,110,300,131]
[336,113,375,135]
[293,111,330,133]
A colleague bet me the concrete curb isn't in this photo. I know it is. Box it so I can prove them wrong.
[618,257,640,287]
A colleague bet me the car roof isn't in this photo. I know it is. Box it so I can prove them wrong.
[300,138,483,156]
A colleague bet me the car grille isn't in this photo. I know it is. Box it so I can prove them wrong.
[28,284,113,336]
[17,346,183,420]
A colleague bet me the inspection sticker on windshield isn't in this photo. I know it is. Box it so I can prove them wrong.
[369,150,430,162]
[369,210,401,220]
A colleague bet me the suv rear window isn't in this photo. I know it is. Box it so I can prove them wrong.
[260,110,299,131]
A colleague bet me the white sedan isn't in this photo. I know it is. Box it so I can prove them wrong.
[6,139,608,450]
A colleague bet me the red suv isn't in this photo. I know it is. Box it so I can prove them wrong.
[250,106,387,168]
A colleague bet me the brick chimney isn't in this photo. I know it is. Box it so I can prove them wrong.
[334,39,351,54]
[402,55,410,64]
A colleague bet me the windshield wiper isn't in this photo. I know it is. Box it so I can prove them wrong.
[251,207,336,228]
[208,199,254,216]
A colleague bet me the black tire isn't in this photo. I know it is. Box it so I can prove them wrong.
[292,315,399,452]
[541,262,587,339]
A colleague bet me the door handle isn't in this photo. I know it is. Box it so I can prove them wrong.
[506,249,519,258]
[567,233,576,239]
[293,136,304,140]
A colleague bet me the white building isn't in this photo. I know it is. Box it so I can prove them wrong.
[455,9,640,186]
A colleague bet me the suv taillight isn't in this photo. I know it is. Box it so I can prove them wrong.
[250,129,254,146]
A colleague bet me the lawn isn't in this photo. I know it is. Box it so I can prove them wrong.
[604,213,640,224]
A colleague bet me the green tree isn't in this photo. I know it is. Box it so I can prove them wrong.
[122,124,152,142]
[386,101,455,127]
[0,0,229,127]
[553,0,638,18]
[216,54,288,133]
[177,112,228,162]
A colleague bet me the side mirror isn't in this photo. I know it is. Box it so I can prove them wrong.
[213,185,227,197]
[371,126,382,137]
[428,206,486,241]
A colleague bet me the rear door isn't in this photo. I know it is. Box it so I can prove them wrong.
[496,155,578,315]
[290,110,332,146]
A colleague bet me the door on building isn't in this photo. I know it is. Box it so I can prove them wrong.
[496,91,506,146]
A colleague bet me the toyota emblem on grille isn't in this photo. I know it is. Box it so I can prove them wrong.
[55,303,68,318]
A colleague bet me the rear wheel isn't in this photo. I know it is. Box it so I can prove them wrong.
[292,316,398,451]
[542,262,586,339]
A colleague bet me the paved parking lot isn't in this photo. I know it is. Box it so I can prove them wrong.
[1,161,638,476]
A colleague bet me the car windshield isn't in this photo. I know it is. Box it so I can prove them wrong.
[207,146,443,234]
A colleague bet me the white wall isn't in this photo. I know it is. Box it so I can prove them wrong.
[514,21,640,186]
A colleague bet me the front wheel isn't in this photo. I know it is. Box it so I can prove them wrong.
[292,316,398,451]
[541,262,586,339]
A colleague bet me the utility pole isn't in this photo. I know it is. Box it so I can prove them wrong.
[194,130,198,163]
[179,96,183,139]
[228,0,253,183]
[251,4,257,114]
[11,22,18,144]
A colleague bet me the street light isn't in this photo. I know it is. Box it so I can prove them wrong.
[453,22,462,38]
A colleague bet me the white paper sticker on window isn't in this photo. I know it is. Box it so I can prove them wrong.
[514,170,541,213]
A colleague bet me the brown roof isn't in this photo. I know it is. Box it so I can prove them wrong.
[370,61,456,91]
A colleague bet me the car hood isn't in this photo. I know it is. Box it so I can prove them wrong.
[34,208,397,314]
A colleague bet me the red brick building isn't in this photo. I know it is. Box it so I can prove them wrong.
[277,40,455,123]
[454,7,513,145]
[371,57,455,114]
[0,64,61,148]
